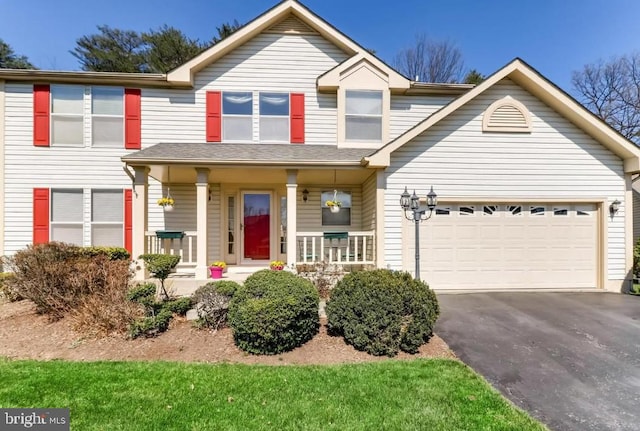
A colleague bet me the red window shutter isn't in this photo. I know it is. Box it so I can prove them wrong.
[290,93,305,144]
[33,85,50,147]
[124,189,133,256]
[33,188,50,244]
[206,91,222,142]
[124,88,141,149]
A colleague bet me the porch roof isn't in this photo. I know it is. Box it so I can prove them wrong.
[122,143,374,167]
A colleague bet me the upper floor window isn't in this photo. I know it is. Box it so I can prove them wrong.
[92,87,124,147]
[51,85,84,147]
[260,93,289,142]
[345,90,382,141]
[222,92,253,141]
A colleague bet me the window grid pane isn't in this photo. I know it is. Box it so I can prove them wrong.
[345,116,382,141]
[223,116,253,141]
[223,92,253,115]
[51,115,83,147]
[52,189,83,222]
[92,117,124,147]
[51,85,84,114]
[260,117,289,141]
[346,91,382,115]
[92,190,123,222]
[91,224,123,247]
[92,87,123,115]
[51,224,83,245]
[260,93,289,116]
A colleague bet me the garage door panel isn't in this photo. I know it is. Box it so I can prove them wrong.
[408,202,598,290]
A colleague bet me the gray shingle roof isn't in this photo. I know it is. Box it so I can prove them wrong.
[122,143,374,165]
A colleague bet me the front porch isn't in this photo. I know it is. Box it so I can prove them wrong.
[123,144,386,282]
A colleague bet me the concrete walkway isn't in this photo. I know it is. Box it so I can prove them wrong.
[435,292,640,431]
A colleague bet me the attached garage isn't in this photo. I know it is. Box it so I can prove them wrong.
[405,202,601,290]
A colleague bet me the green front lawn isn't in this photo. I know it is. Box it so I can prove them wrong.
[0,358,546,430]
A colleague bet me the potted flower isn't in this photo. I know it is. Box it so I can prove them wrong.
[270,260,285,271]
[209,261,227,279]
[157,197,175,212]
[325,190,341,213]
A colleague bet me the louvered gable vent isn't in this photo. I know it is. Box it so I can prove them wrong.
[483,97,532,133]
[265,15,318,35]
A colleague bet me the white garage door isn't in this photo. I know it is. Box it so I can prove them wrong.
[407,203,599,290]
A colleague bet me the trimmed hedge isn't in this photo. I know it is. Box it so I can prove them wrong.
[228,270,319,355]
[326,269,439,356]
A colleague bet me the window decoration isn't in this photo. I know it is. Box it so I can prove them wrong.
[553,207,568,216]
[482,96,532,133]
[435,207,451,216]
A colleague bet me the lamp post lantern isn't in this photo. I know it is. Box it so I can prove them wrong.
[400,186,437,280]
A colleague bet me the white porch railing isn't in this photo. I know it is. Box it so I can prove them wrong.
[296,231,375,265]
[144,230,197,265]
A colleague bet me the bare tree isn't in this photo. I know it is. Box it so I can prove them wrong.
[572,53,640,144]
[393,34,464,83]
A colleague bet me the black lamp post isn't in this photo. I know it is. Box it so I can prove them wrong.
[400,186,437,280]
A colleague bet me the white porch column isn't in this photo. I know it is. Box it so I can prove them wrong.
[133,166,149,281]
[376,169,386,269]
[286,170,298,268]
[195,168,210,279]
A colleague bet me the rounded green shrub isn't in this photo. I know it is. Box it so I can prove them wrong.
[326,269,439,357]
[228,270,319,355]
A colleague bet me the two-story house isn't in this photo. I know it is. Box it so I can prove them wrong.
[1,0,639,291]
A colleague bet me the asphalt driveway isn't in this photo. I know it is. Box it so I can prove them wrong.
[435,292,640,431]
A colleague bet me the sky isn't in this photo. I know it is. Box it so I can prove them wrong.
[1,0,639,94]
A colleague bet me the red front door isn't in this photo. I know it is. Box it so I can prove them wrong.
[243,193,270,260]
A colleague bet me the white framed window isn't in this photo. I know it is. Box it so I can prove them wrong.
[345,90,382,141]
[51,189,83,245]
[321,190,352,226]
[51,85,84,147]
[223,92,253,141]
[91,190,124,247]
[260,93,289,142]
[92,87,123,147]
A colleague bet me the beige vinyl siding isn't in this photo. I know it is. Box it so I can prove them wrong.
[3,83,133,254]
[142,33,347,147]
[389,95,453,140]
[146,182,222,263]
[297,186,363,232]
[384,78,627,280]
[361,172,376,231]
